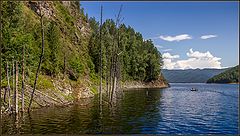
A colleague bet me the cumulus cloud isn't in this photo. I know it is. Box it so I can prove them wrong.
[162,52,179,59]
[162,49,222,69]
[162,53,179,69]
[200,35,217,39]
[160,34,192,42]
[186,48,214,58]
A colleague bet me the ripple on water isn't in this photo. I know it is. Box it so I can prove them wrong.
[2,83,239,134]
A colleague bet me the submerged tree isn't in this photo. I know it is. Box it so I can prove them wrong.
[28,3,45,111]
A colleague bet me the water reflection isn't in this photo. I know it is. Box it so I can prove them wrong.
[1,83,239,134]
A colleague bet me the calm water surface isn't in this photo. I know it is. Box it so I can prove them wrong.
[2,83,239,134]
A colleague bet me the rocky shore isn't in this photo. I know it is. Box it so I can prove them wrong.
[122,76,170,90]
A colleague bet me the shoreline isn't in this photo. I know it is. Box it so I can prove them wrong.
[122,77,170,90]
[122,84,169,90]
[206,82,239,84]
[1,76,169,114]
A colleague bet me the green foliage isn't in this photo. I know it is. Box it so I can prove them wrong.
[2,1,24,62]
[1,1,165,97]
[68,55,84,80]
[88,18,163,82]
[207,65,239,83]
[42,21,62,76]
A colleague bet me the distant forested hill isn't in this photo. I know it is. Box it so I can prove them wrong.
[207,65,239,83]
[161,68,227,83]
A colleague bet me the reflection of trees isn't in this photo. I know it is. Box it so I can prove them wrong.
[27,112,33,133]
[2,89,164,134]
[98,89,163,133]
[118,89,163,133]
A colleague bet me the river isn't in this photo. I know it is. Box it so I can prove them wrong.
[2,83,239,134]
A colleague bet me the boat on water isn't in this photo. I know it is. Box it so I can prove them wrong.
[191,88,198,91]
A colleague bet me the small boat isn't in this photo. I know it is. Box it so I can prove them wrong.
[190,88,198,91]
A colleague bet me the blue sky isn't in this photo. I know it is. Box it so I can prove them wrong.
[81,2,239,69]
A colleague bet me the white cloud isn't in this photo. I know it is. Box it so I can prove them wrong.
[186,48,214,58]
[162,53,179,69]
[160,34,192,42]
[162,52,179,59]
[200,35,217,39]
[163,49,173,52]
[162,49,222,69]
[163,58,177,69]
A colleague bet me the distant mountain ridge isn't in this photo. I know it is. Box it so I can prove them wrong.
[207,65,239,83]
[161,68,227,83]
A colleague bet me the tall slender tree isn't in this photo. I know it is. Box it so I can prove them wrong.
[0,2,2,129]
[14,61,18,113]
[6,62,11,111]
[28,3,45,111]
[21,44,25,112]
[111,5,123,103]
[99,6,103,108]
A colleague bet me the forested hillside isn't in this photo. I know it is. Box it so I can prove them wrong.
[162,68,226,83]
[207,65,239,83]
[88,18,163,82]
[0,1,167,110]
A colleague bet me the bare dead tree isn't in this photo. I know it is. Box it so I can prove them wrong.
[3,88,6,103]
[99,6,103,108]
[110,5,123,103]
[106,46,109,98]
[0,0,2,118]
[21,44,25,112]
[28,3,45,111]
[12,60,15,107]
[14,61,18,113]
[6,62,11,111]
[109,30,115,102]
[63,52,66,79]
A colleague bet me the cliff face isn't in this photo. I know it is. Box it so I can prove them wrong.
[18,1,95,108]
[24,1,91,37]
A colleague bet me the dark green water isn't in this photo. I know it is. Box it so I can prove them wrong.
[2,83,239,134]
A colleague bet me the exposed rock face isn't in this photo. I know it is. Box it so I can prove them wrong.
[53,80,72,96]
[26,1,55,18]
[77,87,94,99]
[60,1,80,16]
[122,76,169,89]
[25,1,91,38]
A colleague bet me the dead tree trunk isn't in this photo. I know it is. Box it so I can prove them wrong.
[21,44,25,112]
[14,61,18,113]
[106,47,109,98]
[99,6,103,107]
[3,88,6,103]
[109,37,115,102]
[6,62,11,111]
[0,1,2,134]
[109,69,112,100]
[63,53,66,79]
[12,60,15,107]
[28,6,45,111]
[110,5,123,103]
[0,0,2,116]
